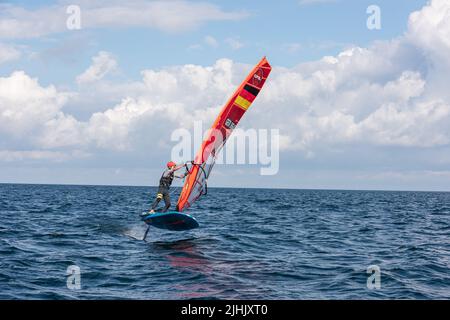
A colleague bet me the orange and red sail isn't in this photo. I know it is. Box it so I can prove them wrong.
[176,57,272,212]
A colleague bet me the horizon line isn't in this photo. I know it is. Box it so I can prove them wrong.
[0,181,449,193]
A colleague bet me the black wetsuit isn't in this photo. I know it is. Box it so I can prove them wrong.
[151,169,175,212]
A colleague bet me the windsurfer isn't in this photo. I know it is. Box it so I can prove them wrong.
[145,161,185,215]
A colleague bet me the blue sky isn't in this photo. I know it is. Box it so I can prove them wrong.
[2,0,450,191]
[1,0,427,83]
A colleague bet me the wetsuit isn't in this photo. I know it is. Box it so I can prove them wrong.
[151,168,176,212]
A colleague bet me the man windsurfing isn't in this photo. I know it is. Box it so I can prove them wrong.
[144,161,185,215]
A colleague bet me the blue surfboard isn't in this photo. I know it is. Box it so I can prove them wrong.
[141,211,199,231]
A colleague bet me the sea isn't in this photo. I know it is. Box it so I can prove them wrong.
[0,183,449,299]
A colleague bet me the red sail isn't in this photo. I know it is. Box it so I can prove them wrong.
[176,57,272,212]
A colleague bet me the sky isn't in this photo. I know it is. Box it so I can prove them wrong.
[1,0,450,191]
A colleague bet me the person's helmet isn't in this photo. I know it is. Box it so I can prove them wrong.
[167,161,176,168]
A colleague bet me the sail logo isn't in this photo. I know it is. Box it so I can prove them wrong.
[225,118,236,129]
[252,69,264,85]
[171,120,279,176]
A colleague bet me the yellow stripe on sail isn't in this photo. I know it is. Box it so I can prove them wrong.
[235,95,252,110]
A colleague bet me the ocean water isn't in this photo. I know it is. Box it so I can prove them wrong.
[0,183,449,300]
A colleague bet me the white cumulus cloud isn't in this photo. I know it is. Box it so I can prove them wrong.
[1,0,450,168]
[0,71,69,139]
[76,51,117,84]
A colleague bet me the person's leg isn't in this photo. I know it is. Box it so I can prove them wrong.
[162,191,171,212]
[150,193,163,211]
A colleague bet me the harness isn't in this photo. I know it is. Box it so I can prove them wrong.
[159,169,174,189]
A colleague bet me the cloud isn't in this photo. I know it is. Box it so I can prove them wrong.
[259,44,450,151]
[0,71,69,139]
[225,37,244,50]
[76,51,117,84]
[187,44,202,51]
[190,35,242,51]
[0,150,89,162]
[0,43,21,64]
[2,0,450,170]
[0,3,67,39]
[407,0,450,58]
[0,58,237,154]
[0,1,248,39]
[204,35,219,48]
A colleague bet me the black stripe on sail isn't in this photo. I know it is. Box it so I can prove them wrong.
[244,84,260,96]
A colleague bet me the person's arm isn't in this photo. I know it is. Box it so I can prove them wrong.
[173,163,185,171]
[174,163,186,178]
[164,164,181,176]
[166,163,186,178]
